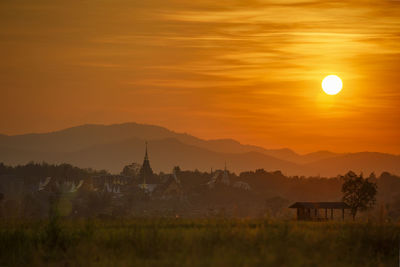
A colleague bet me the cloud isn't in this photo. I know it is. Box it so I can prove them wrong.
[0,0,399,153]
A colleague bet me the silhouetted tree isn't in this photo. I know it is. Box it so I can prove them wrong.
[120,163,141,177]
[173,166,181,174]
[341,171,377,220]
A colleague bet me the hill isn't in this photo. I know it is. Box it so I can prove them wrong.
[0,122,399,176]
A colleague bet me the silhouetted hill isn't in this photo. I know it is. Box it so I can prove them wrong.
[0,137,300,174]
[63,137,301,174]
[0,123,177,152]
[304,152,400,177]
[299,151,341,164]
[0,123,303,161]
[0,122,399,176]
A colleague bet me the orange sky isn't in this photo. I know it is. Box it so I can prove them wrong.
[0,0,399,154]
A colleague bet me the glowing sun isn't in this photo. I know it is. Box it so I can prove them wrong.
[322,75,342,95]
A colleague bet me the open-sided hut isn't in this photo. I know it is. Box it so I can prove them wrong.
[289,202,350,221]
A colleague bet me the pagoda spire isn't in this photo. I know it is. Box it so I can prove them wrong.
[222,161,230,185]
[139,141,154,185]
[144,141,148,160]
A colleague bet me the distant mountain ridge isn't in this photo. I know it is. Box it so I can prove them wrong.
[0,122,399,176]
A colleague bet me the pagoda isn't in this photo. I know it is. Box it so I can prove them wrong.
[138,142,158,192]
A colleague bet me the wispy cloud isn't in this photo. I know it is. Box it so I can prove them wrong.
[0,0,399,153]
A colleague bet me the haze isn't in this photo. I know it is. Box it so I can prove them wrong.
[1,0,399,154]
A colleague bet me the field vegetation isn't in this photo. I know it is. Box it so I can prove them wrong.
[0,217,398,266]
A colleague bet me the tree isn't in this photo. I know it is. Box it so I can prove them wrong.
[341,171,377,220]
[120,163,141,178]
[173,166,181,174]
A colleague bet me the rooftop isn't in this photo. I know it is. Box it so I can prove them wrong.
[289,202,350,209]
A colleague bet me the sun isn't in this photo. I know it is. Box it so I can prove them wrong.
[322,75,342,95]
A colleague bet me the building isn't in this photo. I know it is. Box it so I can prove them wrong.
[289,202,351,221]
[232,181,251,191]
[221,162,230,185]
[160,169,183,199]
[138,142,159,193]
[38,177,84,194]
[207,162,230,188]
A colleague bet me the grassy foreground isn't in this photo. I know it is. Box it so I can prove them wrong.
[0,218,399,266]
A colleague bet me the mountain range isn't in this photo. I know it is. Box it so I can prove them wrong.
[0,122,399,177]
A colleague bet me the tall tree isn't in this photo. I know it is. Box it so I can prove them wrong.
[341,171,377,220]
[120,163,141,178]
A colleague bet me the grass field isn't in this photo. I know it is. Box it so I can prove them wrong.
[0,217,399,266]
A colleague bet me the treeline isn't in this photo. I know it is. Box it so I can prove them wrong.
[0,162,109,181]
[0,162,400,220]
[1,162,400,203]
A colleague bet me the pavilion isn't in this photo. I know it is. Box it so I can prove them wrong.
[289,202,351,221]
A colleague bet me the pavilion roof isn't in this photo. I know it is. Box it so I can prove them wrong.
[289,202,350,209]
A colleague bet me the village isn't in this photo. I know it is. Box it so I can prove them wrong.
[0,142,397,221]
[0,142,267,219]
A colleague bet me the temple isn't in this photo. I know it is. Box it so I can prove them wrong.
[139,142,154,183]
[138,142,158,193]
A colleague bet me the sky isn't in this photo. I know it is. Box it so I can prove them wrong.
[0,0,399,154]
